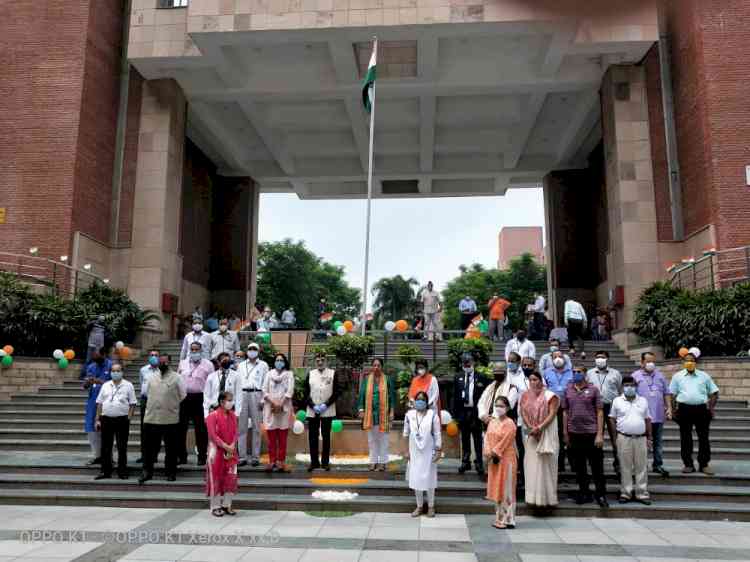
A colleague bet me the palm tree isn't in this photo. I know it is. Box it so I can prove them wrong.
[371,275,419,324]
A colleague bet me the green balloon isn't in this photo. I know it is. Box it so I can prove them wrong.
[58,358,69,369]
[256,332,271,344]
[479,320,489,333]
[331,419,343,433]
[333,321,343,330]
[1,355,12,368]
[296,410,307,422]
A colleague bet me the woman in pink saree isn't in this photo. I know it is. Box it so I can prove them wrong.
[206,391,239,517]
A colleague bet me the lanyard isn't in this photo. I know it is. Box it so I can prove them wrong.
[643,374,659,394]
[594,369,609,391]
[109,383,123,402]
[414,410,430,437]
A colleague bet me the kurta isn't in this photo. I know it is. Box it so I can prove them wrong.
[262,369,295,430]
[205,408,239,496]
[357,373,396,429]
[403,409,442,490]
[520,389,559,507]
[407,374,440,412]
[483,417,518,503]
[82,359,112,432]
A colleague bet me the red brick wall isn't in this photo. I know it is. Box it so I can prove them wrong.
[118,68,145,247]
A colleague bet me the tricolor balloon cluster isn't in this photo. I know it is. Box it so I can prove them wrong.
[51,348,76,369]
[331,319,357,336]
[292,410,344,435]
[384,319,409,333]
[0,345,14,368]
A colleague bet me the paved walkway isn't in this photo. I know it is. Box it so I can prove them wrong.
[1,506,750,562]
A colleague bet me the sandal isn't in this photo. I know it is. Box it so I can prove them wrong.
[211,508,224,517]
[492,521,506,529]
[378,463,387,472]
[222,507,237,516]
[368,464,377,471]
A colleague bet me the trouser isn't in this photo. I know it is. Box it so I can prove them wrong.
[515,422,525,479]
[676,403,712,468]
[415,489,435,508]
[532,312,545,339]
[100,415,130,477]
[459,410,483,467]
[555,408,567,471]
[142,423,179,477]
[423,312,441,340]
[567,319,585,354]
[569,432,606,498]
[461,313,474,330]
[139,397,147,459]
[603,403,619,468]
[308,416,332,467]
[80,345,98,377]
[651,422,664,469]
[488,319,502,341]
[178,393,208,462]
[209,492,234,512]
[87,431,102,459]
[238,390,263,462]
[616,434,649,499]
[367,426,389,464]
[267,428,289,465]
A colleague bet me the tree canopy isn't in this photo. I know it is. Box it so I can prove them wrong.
[256,239,361,328]
[441,253,546,330]
[371,275,419,326]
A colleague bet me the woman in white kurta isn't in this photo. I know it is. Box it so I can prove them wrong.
[262,353,295,473]
[403,391,442,517]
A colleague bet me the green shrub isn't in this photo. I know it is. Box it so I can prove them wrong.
[313,334,374,368]
[446,337,494,370]
[395,343,424,369]
[633,281,750,357]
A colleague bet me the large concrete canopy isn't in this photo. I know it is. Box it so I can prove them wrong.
[131,6,657,198]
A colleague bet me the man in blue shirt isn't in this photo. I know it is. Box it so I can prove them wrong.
[669,351,719,475]
[544,350,574,472]
[458,296,478,330]
[80,347,112,466]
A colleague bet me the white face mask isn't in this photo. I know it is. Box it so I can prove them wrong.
[595,357,607,369]
[193,324,202,333]
[416,368,426,376]
[248,350,258,360]
[553,357,564,368]
[223,400,234,410]
[644,362,656,372]
[494,406,507,418]
[219,324,228,333]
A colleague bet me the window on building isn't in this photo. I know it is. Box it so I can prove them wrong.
[157,0,188,8]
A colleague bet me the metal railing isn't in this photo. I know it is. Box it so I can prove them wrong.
[0,251,106,298]
[669,245,750,291]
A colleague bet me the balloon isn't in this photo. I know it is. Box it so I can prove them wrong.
[256,332,271,344]
[3,345,14,355]
[1,355,13,367]
[395,320,408,332]
[336,325,347,336]
[331,419,344,433]
[296,410,307,422]
[688,346,701,359]
[440,410,452,425]
[64,349,75,360]
[0,350,5,357]
[343,320,354,332]
[479,320,489,333]
[678,347,689,358]
[53,349,64,360]
[115,341,124,350]
[384,321,396,332]
[292,420,305,435]
[333,321,343,331]
[446,421,459,437]
[58,358,69,369]
[119,346,131,360]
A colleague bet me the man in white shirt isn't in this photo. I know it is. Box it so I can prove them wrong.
[280,307,296,328]
[505,329,536,361]
[587,350,623,473]
[531,294,546,339]
[563,299,587,359]
[608,376,653,505]
[421,281,442,342]
[209,318,240,363]
[94,364,137,480]
[236,342,269,466]
[136,349,161,463]
[539,338,572,373]
[180,321,212,360]
[458,296,478,330]
[203,352,244,418]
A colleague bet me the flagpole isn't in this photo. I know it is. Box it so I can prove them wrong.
[361,37,377,336]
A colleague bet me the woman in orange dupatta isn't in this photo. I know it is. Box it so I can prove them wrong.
[358,358,396,471]
[407,359,441,413]
[205,391,239,517]
[484,395,518,529]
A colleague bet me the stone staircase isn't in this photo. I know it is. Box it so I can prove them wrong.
[0,339,749,520]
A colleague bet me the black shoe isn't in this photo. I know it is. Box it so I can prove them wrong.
[251,460,260,467]
[138,472,152,485]
[475,463,485,475]
[618,496,630,504]
[323,465,331,471]
[636,497,652,505]
[595,496,609,508]
[177,458,186,466]
[239,460,248,467]
[307,464,320,473]
[166,475,176,482]
[135,457,143,464]
[575,494,590,505]
[118,474,129,480]
[654,466,670,477]
[86,457,102,466]
[458,463,470,474]
[94,473,110,480]
[197,458,206,466]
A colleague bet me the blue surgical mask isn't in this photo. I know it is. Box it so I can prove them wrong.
[275,360,285,370]
[415,399,427,411]
[624,386,637,398]
[190,352,201,362]
[111,371,123,382]
[573,372,585,383]
[507,362,518,373]
[148,356,159,367]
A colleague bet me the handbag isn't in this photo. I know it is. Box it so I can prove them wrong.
[536,424,557,455]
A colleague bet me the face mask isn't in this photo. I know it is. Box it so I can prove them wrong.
[220,360,231,370]
[644,362,656,373]
[190,352,201,362]
[158,364,169,373]
[573,372,585,383]
[494,406,507,417]
[111,371,123,382]
[193,324,202,333]
[550,346,559,353]
[416,368,426,376]
[553,358,564,368]
[415,399,427,411]
[316,360,325,368]
[595,358,607,369]
[148,356,159,367]
[516,334,526,341]
[248,350,259,360]
[522,367,534,377]
[684,361,696,372]
[223,400,234,410]
[507,362,518,373]
[219,325,228,333]
[463,366,473,374]
[275,360,285,370]
[623,386,636,398]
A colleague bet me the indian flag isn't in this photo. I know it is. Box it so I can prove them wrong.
[361,43,377,113]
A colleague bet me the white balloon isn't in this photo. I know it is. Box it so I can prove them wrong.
[0,350,5,357]
[688,346,701,359]
[115,341,125,350]
[52,349,64,360]
[440,410,452,425]
[292,420,305,435]
[384,321,396,332]
[336,325,347,336]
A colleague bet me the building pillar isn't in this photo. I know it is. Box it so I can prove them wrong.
[601,65,661,329]
[127,79,186,332]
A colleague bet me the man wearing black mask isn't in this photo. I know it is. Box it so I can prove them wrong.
[203,352,243,418]
[452,353,487,475]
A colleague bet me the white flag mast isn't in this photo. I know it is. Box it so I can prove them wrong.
[360,37,377,336]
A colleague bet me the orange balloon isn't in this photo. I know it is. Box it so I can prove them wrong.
[63,349,75,360]
[3,345,14,355]
[446,421,459,437]
[343,320,354,332]
[395,320,408,332]
[678,347,689,358]
[119,346,131,359]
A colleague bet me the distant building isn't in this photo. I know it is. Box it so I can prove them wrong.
[498,227,544,269]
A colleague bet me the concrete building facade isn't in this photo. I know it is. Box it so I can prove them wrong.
[497,226,544,270]
[1,0,749,337]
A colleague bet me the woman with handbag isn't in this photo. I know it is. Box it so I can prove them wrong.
[519,370,560,508]
[205,391,239,517]
[403,391,442,517]
[484,395,518,529]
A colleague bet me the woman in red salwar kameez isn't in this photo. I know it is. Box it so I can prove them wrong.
[206,391,239,517]
[484,395,518,529]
